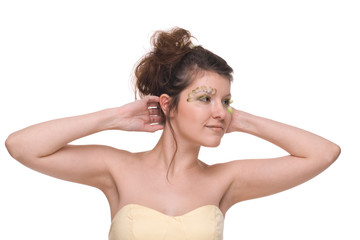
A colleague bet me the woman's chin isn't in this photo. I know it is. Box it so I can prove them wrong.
[202,139,222,148]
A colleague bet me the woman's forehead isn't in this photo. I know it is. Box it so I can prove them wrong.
[187,72,231,92]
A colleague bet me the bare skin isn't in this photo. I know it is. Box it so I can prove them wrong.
[5,71,341,221]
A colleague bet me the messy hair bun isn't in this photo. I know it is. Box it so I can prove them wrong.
[134,27,233,113]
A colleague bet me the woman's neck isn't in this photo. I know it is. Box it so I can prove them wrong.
[148,126,202,177]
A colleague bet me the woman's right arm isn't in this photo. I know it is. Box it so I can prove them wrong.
[5,96,163,191]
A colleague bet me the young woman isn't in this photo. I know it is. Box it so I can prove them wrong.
[5,27,340,240]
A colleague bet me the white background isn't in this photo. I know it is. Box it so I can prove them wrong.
[1,0,359,239]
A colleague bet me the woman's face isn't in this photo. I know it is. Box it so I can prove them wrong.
[171,70,232,147]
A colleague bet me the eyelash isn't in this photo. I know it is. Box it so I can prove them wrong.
[198,95,211,102]
[197,95,232,106]
[223,99,232,106]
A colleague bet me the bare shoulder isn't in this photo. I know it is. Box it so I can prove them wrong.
[101,147,141,183]
[103,149,150,185]
[104,149,145,171]
[197,160,236,183]
[203,160,237,177]
[102,146,134,165]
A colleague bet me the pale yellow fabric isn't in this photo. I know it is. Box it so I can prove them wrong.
[109,204,224,240]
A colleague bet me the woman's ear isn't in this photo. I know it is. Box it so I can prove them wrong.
[159,94,171,117]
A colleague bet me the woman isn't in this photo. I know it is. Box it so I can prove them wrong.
[5,27,340,240]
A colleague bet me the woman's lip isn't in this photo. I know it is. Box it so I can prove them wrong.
[206,126,224,130]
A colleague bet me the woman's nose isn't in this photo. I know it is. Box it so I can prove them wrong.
[212,101,226,119]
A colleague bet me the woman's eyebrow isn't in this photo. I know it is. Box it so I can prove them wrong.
[187,86,217,102]
[190,86,217,94]
[221,93,232,98]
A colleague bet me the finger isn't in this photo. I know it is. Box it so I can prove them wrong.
[145,95,160,104]
[148,102,160,109]
[144,124,164,133]
[149,115,163,124]
[148,107,161,115]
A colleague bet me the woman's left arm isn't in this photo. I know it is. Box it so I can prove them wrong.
[221,109,341,206]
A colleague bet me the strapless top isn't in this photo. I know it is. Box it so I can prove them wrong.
[109,204,224,240]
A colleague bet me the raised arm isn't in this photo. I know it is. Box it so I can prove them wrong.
[220,109,340,209]
[5,96,163,190]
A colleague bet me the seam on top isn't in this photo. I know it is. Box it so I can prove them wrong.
[130,205,134,240]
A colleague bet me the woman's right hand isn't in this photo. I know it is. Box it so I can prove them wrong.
[114,95,164,132]
[5,95,164,192]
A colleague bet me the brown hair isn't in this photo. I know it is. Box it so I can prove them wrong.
[135,27,233,112]
[134,27,233,180]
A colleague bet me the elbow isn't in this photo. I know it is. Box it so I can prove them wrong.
[326,142,341,165]
[5,133,23,160]
[5,133,16,158]
[332,143,341,162]
[311,141,341,166]
[6,133,41,169]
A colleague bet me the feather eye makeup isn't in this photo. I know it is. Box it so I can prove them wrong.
[187,86,234,114]
[227,106,234,115]
[187,86,217,102]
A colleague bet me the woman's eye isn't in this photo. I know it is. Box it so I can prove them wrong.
[198,95,211,102]
[223,99,232,106]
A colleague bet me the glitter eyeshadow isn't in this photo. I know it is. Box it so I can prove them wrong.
[187,86,217,102]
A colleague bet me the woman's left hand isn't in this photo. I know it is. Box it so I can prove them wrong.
[226,108,246,133]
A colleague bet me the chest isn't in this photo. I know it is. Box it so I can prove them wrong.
[112,162,229,217]
[109,203,224,240]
